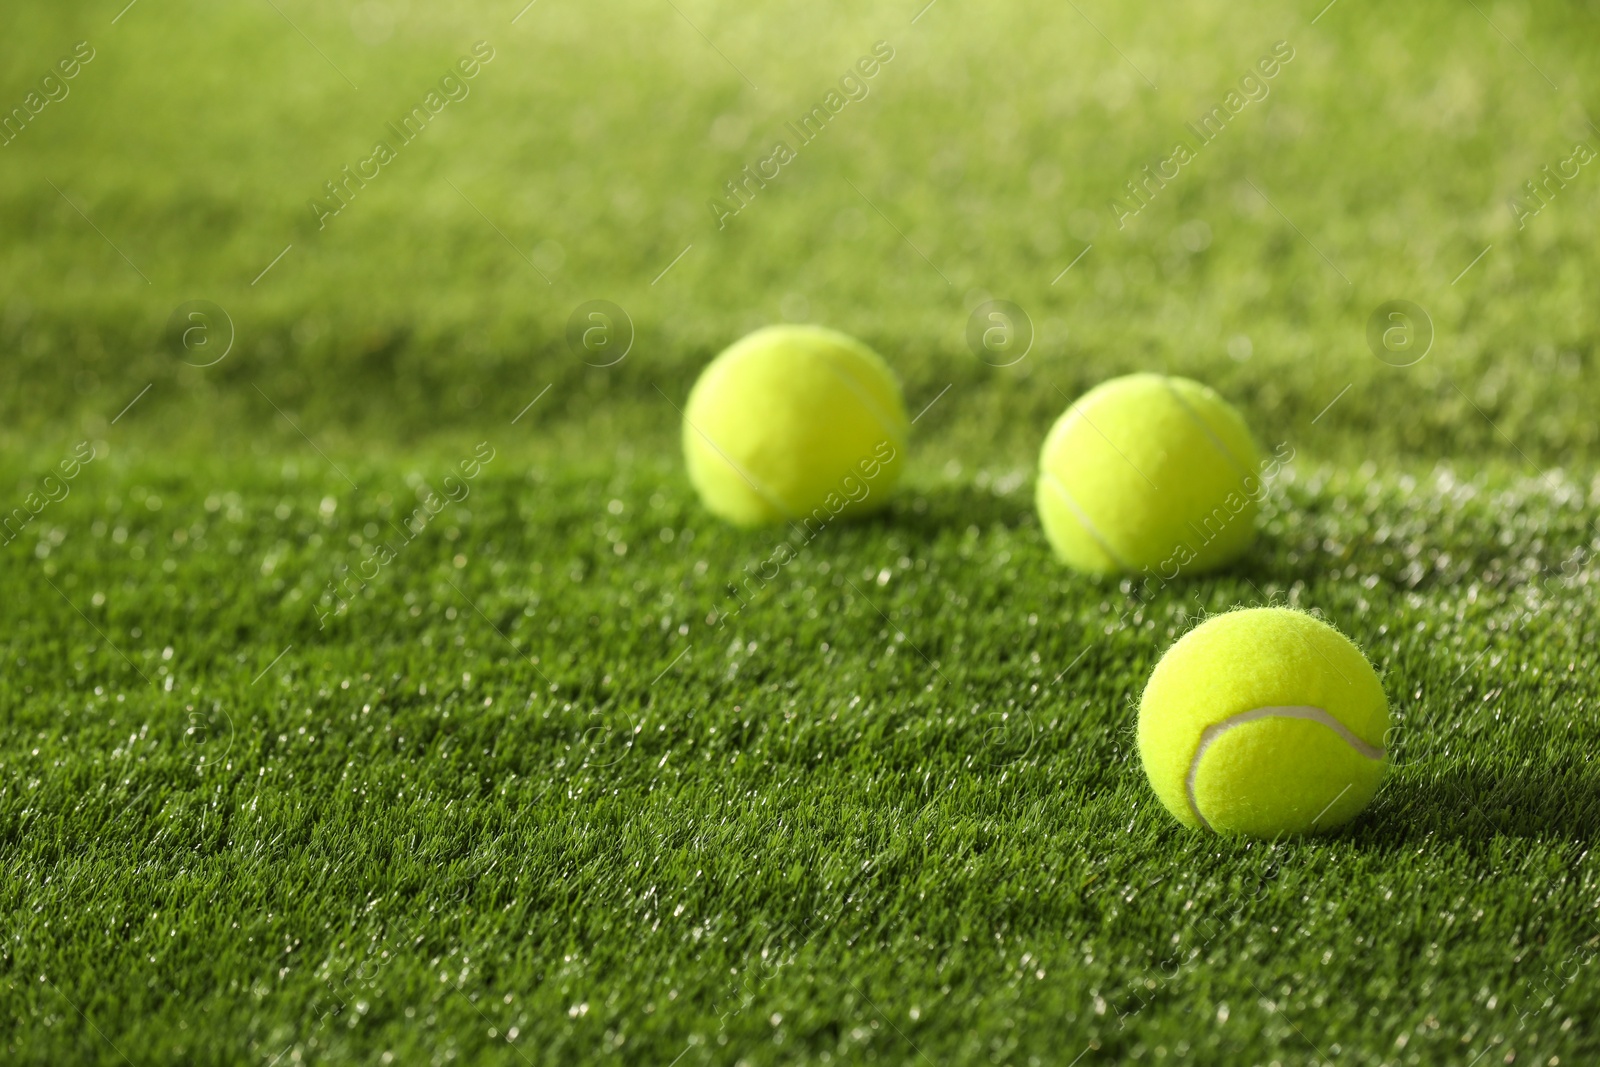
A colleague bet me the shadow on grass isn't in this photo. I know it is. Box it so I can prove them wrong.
[1357,762,1600,844]
[877,482,1037,539]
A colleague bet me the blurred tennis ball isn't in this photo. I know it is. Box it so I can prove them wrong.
[682,325,909,527]
[1035,373,1263,576]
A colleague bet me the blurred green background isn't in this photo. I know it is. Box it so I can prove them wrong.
[3,0,1598,466]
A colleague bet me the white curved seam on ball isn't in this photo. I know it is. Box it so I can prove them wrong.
[1040,469,1134,573]
[1183,704,1386,833]
[1161,376,1255,480]
[817,358,908,451]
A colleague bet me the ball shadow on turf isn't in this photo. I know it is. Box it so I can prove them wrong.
[867,483,1039,540]
[1354,762,1600,845]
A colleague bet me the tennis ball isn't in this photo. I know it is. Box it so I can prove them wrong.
[682,325,909,527]
[1138,607,1389,837]
[1035,373,1263,577]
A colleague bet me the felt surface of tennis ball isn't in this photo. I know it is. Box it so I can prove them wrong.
[1137,607,1389,837]
[1035,373,1263,576]
[682,325,909,527]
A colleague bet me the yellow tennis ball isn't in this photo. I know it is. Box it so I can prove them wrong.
[1138,607,1390,837]
[1035,373,1263,576]
[682,325,909,527]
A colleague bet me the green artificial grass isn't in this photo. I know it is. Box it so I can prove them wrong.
[1,0,1598,460]
[2,446,1598,1064]
[3,0,1600,1063]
